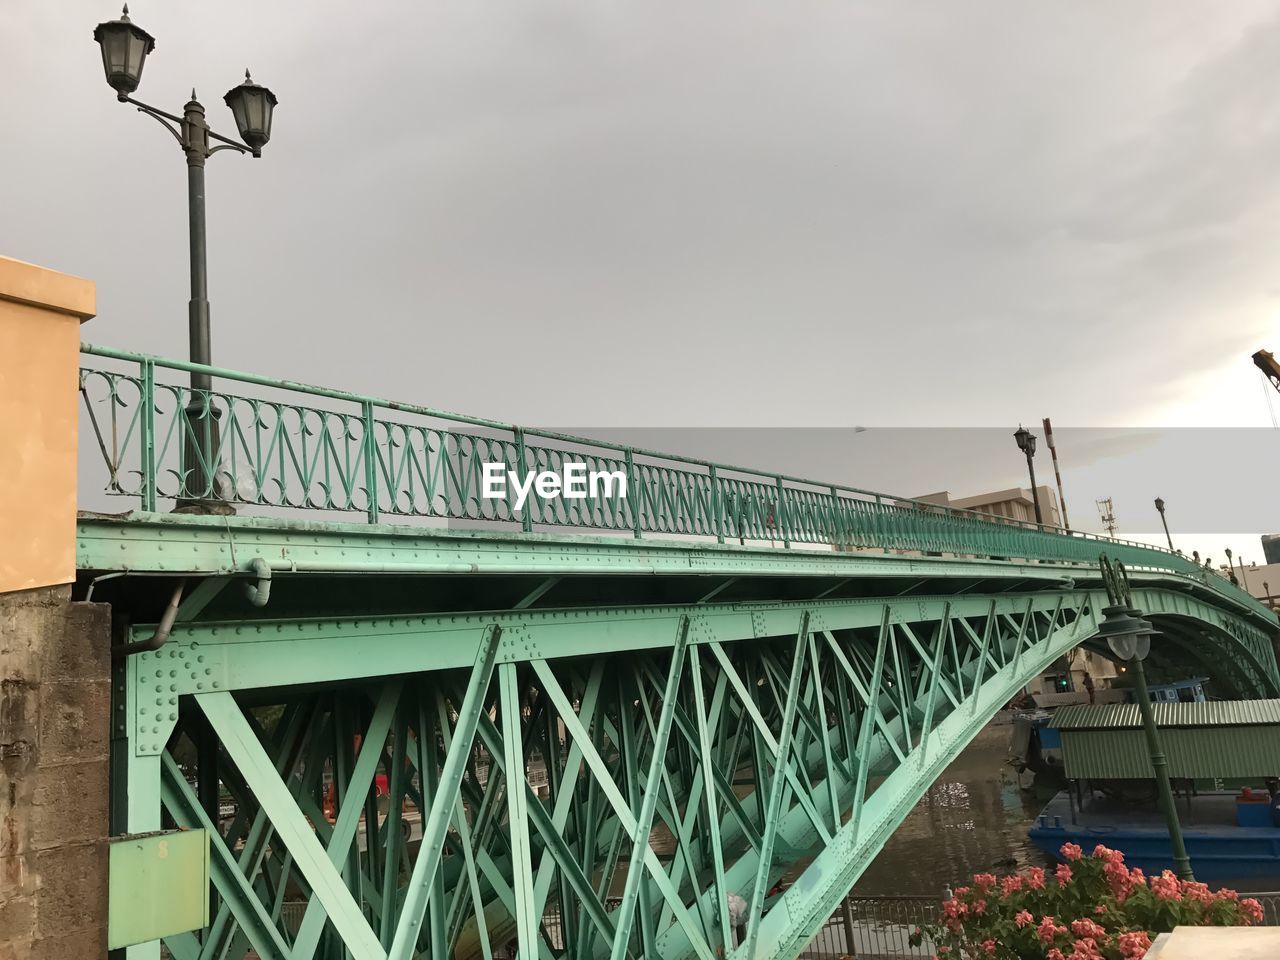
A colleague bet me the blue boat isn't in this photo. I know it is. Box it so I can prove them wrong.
[1028,790,1280,885]
[1025,699,1280,888]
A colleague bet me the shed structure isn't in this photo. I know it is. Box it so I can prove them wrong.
[1049,699,1280,780]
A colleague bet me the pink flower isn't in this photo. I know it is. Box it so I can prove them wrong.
[1047,951,1066,960]
[937,947,951,957]
[1070,918,1107,940]
[1104,858,1135,901]
[1093,905,1106,915]
[972,872,997,890]
[1069,939,1103,960]
[1151,870,1181,901]
[953,886,970,897]
[1015,909,1034,928]
[1055,864,1073,885]
[1061,842,1084,861]
[1090,843,1124,864]
[1039,916,1065,944]
[1216,887,1239,902]
[981,939,996,956]
[972,899,987,915]
[1128,867,1145,885]
[1026,866,1046,890]
[1241,898,1264,924]
[942,898,967,920]
[1182,880,1213,904]
[1001,874,1023,896]
[1118,931,1152,959]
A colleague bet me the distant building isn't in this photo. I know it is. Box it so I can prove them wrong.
[1262,534,1280,566]
[1028,649,1123,707]
[913,485,1063,529]
[1232,560,1280,607]
[910,485,1117,703]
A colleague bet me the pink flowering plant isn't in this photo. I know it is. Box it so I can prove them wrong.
[908,843,1265,959]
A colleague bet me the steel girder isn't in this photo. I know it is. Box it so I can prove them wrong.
[111,584,1278,960]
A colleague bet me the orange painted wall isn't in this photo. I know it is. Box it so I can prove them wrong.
[0,257,96,593]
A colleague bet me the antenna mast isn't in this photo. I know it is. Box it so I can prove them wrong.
[1096,497,1117,538]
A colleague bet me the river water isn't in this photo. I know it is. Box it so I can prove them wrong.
[850,720,1054,898]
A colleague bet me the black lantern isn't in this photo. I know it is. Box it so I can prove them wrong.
[1013,425,1036,457]
[93,5,155,99]
[1095,604,1156,662]
[223,70,277,156]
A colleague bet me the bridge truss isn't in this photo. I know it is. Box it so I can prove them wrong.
[75,347,1280,960]
[88,518,1279,960]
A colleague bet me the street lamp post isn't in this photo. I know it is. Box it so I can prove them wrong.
[1097,556,1194,881]
[93,5,277,506]
[1013,426,1044,526]
[1153,497,1173,551]
[1224,547,1239,586]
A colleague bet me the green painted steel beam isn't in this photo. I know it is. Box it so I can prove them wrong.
[609,617,689,960]
[389,625,501,959]
[119,587,1277,701]
[74,513,1116,580]
[97,504,1279,960]
[106,584,1276,960]
[193,692,386,959]
[736,609,1105,960]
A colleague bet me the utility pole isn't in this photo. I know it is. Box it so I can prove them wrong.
[1042,418,1070,531]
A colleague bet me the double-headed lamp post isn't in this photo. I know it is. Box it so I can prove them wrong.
[1095,562,1194,880]
[93,5,277,503]
[1013,425,1044,526]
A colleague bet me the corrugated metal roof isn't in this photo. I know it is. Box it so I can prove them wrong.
[1051,699,1280,730]
[1058,726,1280,780]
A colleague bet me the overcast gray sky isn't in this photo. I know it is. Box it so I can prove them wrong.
[8,3,1280,553]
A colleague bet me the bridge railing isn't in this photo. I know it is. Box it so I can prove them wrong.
[75,343,1243,586]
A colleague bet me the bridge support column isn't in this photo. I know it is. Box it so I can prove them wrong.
[0,258,110,959]
[0,585,112,960]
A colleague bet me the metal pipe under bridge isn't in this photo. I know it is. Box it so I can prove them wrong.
[68,344,1280,960]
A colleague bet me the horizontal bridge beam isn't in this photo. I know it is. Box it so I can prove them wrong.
[119,585,1276,703]
[130,592,1089,697]
[74,513,1131,582]
[78,516,1278,640]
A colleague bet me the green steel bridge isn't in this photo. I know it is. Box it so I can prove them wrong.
[77,344,1280,960]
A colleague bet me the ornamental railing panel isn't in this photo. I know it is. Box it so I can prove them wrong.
[79,344,1255,597]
